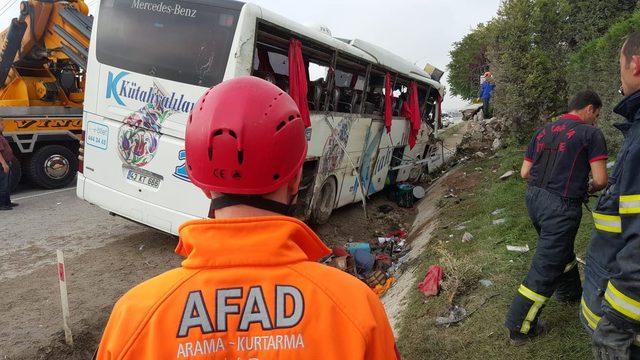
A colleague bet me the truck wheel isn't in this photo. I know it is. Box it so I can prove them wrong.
[28,145,77,189]
[9,159,21,193]
[310,177,337,225]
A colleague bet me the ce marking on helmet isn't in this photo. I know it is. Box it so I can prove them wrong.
[213,169,226,179]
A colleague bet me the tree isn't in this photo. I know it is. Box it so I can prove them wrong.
[489,0,571,143]
[567,0,637,49]
[447,23,496,100]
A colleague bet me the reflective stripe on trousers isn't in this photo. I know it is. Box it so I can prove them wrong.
[620,194,640,214]
[581,297,640,346]
[605,282,640,322]
[518,285,549,334]
[593,212,622,233]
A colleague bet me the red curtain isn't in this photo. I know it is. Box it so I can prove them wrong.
[288,39,311,128]
[437,94,443,129]
[384,73,393,133]
[407,81,421,149]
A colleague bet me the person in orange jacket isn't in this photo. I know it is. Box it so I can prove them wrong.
[96,76,400,360]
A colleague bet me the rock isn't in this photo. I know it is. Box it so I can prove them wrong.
[506,244,530,253]
[492,138,503,151]
[479,279,494,287]
[492,218,507,225]
[462,232,474,243]
[474,151,486,158]
[500,170,515,180]
[454,225,466,231]
[475,167,483,171]
[436,306,468,327]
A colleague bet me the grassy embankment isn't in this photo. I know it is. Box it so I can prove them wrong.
[397,146,596,360]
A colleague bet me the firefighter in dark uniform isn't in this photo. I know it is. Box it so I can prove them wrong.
[584,31,640,360]
[505,90,609,345]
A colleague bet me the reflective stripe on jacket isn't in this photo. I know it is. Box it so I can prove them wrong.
[584,90,640,331]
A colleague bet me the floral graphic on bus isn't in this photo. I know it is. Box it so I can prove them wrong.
[320,118,351,174]
[117,83,172,167]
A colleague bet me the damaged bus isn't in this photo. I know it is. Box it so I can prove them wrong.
[77,0,445,235]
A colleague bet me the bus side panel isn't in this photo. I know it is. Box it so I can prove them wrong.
[368,119,402,194]
[356,120,384,201]
[334,116,372,208]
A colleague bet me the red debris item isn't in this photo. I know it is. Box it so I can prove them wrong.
[418,265,444,297]
[332,246,349,257]
[386,229,407,239]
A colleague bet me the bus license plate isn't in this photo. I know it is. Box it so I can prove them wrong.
[127,169,161,189]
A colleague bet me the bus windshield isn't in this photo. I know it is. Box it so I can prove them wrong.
[97,0,243,87]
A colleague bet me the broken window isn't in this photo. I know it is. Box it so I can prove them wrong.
[363,69,385,116]
[333,55,368,114]
[252,22,333,112]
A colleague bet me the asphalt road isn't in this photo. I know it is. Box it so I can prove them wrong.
[1,184,145,280]
[0,183,181,359]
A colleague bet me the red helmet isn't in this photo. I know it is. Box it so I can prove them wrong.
[185,76,307,195]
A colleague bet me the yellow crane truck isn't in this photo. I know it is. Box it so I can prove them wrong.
[0,0,91,190]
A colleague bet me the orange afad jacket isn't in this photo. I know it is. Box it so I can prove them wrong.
[97,216,400,359]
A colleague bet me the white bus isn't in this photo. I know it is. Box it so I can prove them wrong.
[77,0,445,235]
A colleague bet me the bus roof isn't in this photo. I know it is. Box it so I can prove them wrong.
[247,3,445,94]
[349,39,444,92]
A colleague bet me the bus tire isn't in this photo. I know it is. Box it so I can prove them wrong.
[28,145,77,189]
[311,177,337,225]
[9,159,21,193]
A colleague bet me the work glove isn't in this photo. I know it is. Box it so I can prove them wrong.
[592,317,635,360]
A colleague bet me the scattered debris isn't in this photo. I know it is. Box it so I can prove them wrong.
[377,204,394,214]
[462,232,474,243]
[443,188,457,198]
[413,186,426,199]
[479,279,494,287]
[396,183,416,208]
[492,218,506,225]
[346,242,370,256]
[491,208,505,216]
[436,305,468,327]
[372,277,395,296]
[354,250,375,274]
[418,265,444,297]
[326,224,411,298]
[507,244,530,253]
[500,171,515,180]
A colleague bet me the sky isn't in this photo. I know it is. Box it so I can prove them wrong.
[0,0,502,111]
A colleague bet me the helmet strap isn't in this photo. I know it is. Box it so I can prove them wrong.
[209,194,293,218]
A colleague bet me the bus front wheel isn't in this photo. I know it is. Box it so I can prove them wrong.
[311,177,337,225]
[28,145,77,189]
